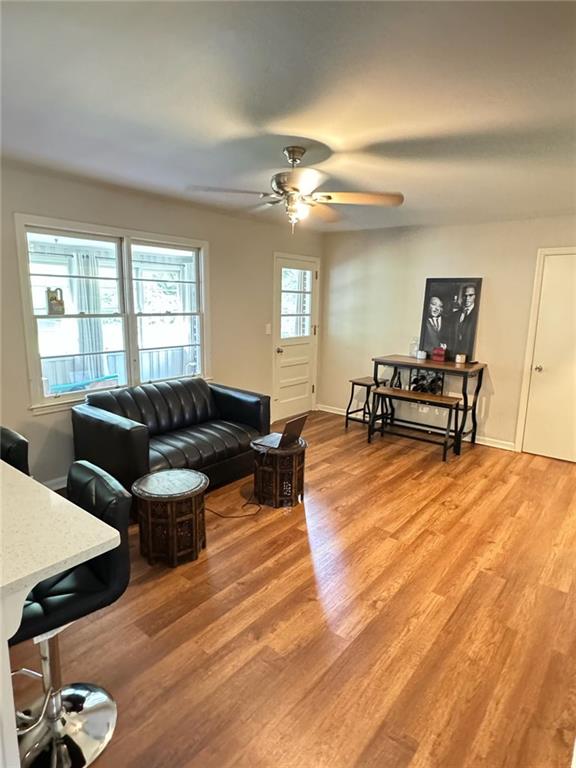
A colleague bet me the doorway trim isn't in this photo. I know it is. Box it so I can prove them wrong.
[272,251,320,423]
[515,246,575,452]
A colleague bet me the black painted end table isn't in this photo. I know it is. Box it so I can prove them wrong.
[132,469,209,567]
[250,437,307,508]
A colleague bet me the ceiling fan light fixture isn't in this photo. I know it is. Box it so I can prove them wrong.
[295,199,310,220]
[285,193,311,232]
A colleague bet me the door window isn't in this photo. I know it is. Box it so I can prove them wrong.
[280,267,312,339]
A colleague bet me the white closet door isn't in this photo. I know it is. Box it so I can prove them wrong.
[523,250,576,462]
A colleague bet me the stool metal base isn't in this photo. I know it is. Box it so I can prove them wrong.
[19,683,117,768]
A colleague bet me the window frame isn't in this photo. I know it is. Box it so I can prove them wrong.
[129,240,203,384]
[15,213,211,415]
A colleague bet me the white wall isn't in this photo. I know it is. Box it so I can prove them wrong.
[318,215,576,447]
[3,160,574,482]
[1,162,322,483]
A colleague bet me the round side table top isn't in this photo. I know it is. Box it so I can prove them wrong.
[131,469,209,500]
[250,437,308,456]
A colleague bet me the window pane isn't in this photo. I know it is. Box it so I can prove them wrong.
[131,244,197,282]
[133,280,197,314]
[27,232,119,279]
[281,267,311,292]
[31,275,120,316]
[37,317,124,357]
[41,352,127,395]
[140,346,201,381]
[281,291,311,316]
[137,315,200,350]
[281,315,311,338]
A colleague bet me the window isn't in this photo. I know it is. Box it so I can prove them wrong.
[17,217,208,410]
[280,267,312,338]
[131,243,202,382]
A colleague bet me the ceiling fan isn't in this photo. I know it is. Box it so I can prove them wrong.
[188,146,404,231]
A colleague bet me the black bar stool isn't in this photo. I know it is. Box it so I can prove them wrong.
[1,426,30,475]
[9,460,132,768]
[345,377,387,428]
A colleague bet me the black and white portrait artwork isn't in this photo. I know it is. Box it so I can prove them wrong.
[419,278,482,361]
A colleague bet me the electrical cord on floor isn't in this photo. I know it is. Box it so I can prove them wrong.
[206,495,262,518]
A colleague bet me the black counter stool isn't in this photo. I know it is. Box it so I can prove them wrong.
[345,377,388,428]
[9,460,131,768]
[1,426,30,475]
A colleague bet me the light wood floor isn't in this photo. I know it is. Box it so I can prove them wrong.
[11,412,576,767]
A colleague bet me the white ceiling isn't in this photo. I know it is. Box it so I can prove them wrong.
[2,1,576,231]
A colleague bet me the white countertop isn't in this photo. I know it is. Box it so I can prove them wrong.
[0,461,120,598]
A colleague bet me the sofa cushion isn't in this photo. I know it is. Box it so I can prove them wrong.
[149,419,259,472]
[86,378,217,435]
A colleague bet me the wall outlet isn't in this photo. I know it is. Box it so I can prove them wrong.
[265,323,272,335]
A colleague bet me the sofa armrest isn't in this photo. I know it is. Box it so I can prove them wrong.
[209,384,271,435]
[71,404,150,491]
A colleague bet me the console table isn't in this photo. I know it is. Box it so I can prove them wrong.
[371,355,486,454]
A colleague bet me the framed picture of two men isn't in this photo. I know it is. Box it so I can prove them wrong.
[419,278,483,361]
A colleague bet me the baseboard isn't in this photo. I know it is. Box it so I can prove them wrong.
[316,403,346,416]
[315,406,518,452]
[43,475,67,491]
[474,436,517,452]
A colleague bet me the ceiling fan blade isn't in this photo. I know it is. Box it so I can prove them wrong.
[309,203,341,223]
[248,200,282,214]
[283,167,328,195]
[186,184,270,197]
[311,191,404,207]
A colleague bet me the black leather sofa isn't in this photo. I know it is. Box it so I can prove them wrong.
[72,378,270,491]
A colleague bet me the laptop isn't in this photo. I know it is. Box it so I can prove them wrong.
[252,414,308,449]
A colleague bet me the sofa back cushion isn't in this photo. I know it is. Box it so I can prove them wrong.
[86,378,218,435]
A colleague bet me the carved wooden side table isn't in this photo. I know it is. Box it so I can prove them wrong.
[132,469,209,567]
[250,437,307,508]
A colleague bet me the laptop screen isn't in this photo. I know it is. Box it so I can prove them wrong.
[279,414,307,447]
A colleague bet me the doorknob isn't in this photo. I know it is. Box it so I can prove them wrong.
[276,347,284,354]
[534,365,543,372]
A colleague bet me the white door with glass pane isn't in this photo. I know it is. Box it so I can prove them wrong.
[273,253,319,421]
